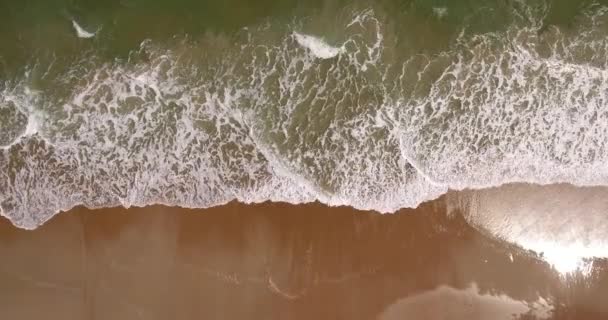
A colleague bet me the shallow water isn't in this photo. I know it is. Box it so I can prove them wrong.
[2,0,608,230]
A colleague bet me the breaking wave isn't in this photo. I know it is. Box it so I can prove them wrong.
[2,2,608,229]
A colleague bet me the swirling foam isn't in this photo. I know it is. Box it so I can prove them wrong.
[293,32,344,59]
[2,4,608,229]
[71,20,97,39]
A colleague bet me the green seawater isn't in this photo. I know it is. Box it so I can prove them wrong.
[2,0,608,228]
[1,0,604,76]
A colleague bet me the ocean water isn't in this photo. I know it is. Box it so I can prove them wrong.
[2,0,608,229]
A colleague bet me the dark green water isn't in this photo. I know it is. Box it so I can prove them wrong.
[2,0,608,229]
[2,0,602,75]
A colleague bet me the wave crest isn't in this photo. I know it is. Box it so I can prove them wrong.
[2,4,608,229]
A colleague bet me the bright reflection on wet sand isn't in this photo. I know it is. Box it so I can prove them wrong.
[457,184,608,276]
[1,186,608,319]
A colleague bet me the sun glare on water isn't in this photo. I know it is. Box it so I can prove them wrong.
[520,240,602,275]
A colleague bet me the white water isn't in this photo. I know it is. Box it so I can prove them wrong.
[293,32,343,59]
[0,86,40,149]
[71,20,97,39]
[432,7,448,19]
[2,5,608,239]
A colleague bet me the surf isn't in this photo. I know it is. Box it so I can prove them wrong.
[71,20,98,38]
[293,32,343,59]
[1,4,608,239]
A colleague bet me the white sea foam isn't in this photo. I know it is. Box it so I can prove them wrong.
[432,7,448,19]
[293,32,343,59]
[71,20,97,38]
[0,85,41,149]
[393,4,608,192]
[2,5,608,234]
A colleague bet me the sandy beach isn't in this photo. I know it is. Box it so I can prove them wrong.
[4,1,608,319]
[1,196,606,320]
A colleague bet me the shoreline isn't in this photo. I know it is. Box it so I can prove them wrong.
[0,181,594,231]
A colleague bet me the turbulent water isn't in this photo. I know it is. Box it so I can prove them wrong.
[2,0,608,229]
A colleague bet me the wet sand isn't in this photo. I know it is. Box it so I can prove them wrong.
[0,197,607,319]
